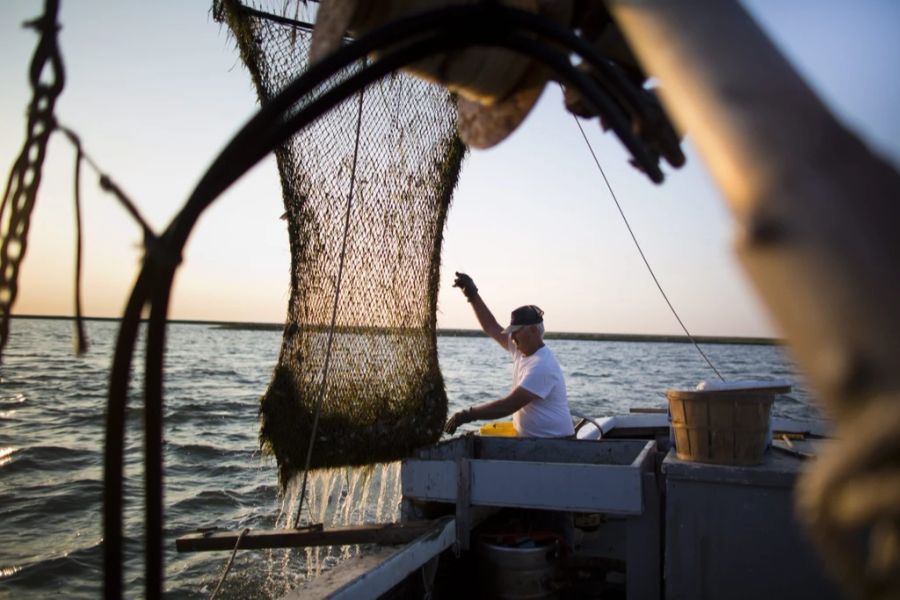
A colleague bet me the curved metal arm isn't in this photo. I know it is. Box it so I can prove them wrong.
[104,4,673,596]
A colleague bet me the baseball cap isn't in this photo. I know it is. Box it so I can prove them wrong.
[501,305,544,334]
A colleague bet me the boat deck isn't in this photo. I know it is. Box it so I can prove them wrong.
[176,416,838,599]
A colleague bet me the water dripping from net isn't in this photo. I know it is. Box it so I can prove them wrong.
[263,461,402,594]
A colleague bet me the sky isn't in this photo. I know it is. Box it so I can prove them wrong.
[1,1,898,338]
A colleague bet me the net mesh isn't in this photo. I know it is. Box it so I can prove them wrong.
[216,1,465,488]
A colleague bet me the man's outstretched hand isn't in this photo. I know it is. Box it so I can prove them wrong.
[453,272,478,300]
[444,408,473,435]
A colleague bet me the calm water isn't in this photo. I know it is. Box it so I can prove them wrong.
[0,318,821,598]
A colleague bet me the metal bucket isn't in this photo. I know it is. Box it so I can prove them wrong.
[476,537,560,599]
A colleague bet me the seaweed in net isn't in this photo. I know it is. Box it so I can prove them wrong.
[215,0,466,488]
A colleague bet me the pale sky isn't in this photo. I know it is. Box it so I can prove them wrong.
[2,1,898,337]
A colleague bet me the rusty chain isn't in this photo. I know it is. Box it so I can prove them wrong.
[2,0,158,362]
[0,0,64,363]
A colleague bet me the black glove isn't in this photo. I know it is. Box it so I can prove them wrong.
[453,272,478,300]
[445,408,473,435]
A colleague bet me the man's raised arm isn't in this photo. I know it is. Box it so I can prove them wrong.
[453,272,508,349]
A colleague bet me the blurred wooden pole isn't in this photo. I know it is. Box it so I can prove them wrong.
[606,1,900,595]
[606,0,900,419]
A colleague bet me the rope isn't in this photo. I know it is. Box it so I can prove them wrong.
[70,132,88,354]
[55,125,156,242]
[208,527,250,600]
[573,115,725,382]
[53,124,161,355]
[293,62,368,529]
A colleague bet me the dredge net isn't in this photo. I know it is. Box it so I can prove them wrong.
[215,0,465,488]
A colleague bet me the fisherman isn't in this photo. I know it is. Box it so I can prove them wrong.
[445,272,576,553]
[444,272,574,438]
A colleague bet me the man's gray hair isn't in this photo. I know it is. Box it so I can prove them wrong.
[535,322,545,338]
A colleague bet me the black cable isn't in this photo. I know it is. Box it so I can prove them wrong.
[233,3,315,32]
[294,59,367,530]
[573,115,725,381]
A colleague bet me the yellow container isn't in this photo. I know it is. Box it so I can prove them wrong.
[480,421,518,437]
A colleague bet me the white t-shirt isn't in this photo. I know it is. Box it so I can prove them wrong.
[508,341,574,437]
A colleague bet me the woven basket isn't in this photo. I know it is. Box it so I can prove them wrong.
[667,389,779,465]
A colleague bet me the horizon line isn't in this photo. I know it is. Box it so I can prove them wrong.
[10,313,781,346]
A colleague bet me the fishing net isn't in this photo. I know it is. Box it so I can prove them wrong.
[215,0,465,488]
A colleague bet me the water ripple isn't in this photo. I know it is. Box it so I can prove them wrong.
[0,447,17,468]
[1,539,104,596]
[0,445,100,475]
[0,393,27,408]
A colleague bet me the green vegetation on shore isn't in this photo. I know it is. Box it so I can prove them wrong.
[12,314,780,346]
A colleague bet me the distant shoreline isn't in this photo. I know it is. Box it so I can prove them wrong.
[11,314,781,346]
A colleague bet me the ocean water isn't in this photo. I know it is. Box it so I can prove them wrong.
[0,318,821,598]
